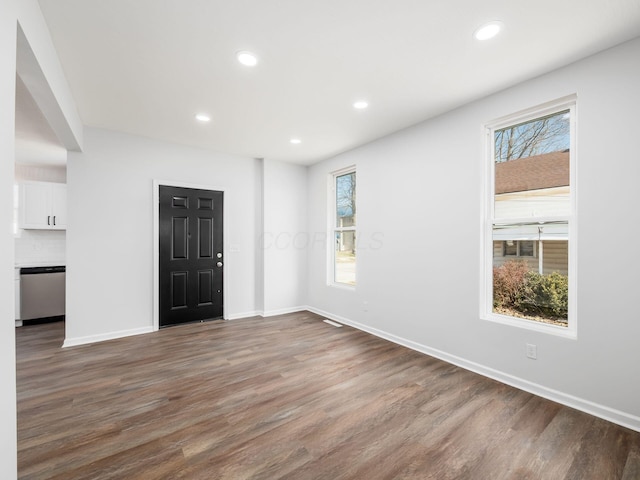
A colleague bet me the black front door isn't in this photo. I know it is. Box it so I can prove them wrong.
[159,186,223,327]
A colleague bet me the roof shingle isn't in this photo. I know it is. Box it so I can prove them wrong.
[495,150,569,194]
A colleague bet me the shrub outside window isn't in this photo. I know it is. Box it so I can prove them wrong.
[483,98,576,336]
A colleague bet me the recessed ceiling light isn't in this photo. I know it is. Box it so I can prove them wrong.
[195,113,211,122]
[353,101,369,110]
[290,138,302,144]
[237,51,258,67]
[474,21,502,41]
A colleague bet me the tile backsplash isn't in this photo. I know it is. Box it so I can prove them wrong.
[15,229,66,265]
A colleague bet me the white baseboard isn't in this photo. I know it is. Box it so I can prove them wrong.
[262,306,306,317]
[63,326,154,348]
[305,306,640,433]
[227,307,307,319]
[61,309,273,347]
[225,311,262,321]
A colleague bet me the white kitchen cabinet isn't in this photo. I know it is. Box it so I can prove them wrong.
[19,182,67,230]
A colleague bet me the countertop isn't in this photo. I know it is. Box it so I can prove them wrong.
[15,261,66,269]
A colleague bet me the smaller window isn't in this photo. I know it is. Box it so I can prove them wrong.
[519,240,534,257]
[331,168,356,286]
[503,240,535,257]
[503,240,517,256]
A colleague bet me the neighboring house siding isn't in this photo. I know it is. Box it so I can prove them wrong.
[494,186,570,219]
[493,241,538,271]
[541,241,568,275]
[493,240,568,275]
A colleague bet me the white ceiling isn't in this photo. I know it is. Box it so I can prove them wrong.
[34,0,640,165]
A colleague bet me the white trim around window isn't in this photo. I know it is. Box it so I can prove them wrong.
[328,166,356,288]
[480,95,578,339]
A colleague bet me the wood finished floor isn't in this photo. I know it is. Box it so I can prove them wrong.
[16,312,640,480]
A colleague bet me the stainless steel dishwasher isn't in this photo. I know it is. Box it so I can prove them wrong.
[20,266,66,320]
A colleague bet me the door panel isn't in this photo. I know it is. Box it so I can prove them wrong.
[160,186,223,327]
[172,217,188,259]
[171,271,188,309]
[198,218,213,258]
[198,270,213,305]
[198,197,213,210]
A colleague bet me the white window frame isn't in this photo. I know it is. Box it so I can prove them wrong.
[481,96,577,338]
[328,166,356,288]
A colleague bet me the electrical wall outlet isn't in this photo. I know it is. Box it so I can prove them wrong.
[526,343,537,359]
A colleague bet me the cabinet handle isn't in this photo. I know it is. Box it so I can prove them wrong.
[47,216,50,226]
[53,216,56,226]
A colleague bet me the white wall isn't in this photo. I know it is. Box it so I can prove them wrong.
[0,3,18,476]
[1,0,82,476]
[262,159,308,315]
[65,128,261,344]
[307,37,640,430]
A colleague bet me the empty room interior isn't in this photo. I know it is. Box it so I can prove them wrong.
[2,1,640,478]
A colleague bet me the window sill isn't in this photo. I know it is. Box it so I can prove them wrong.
[481,311,576,339]
[329,282,356,291]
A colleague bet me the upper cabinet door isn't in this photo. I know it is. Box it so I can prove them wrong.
[19,182,67,230]
[20,182,51,229]
[50,184,67,229]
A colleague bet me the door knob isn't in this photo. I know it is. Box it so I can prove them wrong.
[217,262,223,267]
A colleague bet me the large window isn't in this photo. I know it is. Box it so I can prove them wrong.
[483,98,576,335]
[332,168,356,286]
